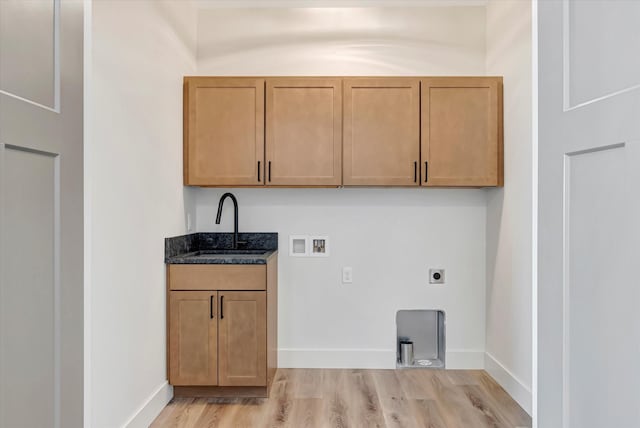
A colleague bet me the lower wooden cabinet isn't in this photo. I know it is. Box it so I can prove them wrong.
[218,291,267,386]
[169,290,266,387]
[166,255,278,397]
[169,291,218,386]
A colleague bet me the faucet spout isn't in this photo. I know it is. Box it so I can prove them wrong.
[215,192,240,249]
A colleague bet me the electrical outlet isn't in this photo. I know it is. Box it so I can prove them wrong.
[429,269,445,284]
[342,267,353,284]
[187,213,193,232]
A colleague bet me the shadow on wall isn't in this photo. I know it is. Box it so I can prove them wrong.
[485,187,505,315]
[154,1,198,55]
[191,187,489,210]
[196,7,487,75]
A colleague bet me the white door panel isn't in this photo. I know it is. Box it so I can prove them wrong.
[1,146,58,428]
[0,0,58,110]
[565,0,640,109]
[565,143,640,428]
[0,0,83,427]
[538,1,640,427]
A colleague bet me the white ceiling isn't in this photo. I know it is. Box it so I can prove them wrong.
[196,0,488,9]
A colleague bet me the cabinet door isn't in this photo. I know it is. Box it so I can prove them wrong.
[266,78,342,186]
[343,78,420,186]
[218,291,267,386]
[184,77,265,186]
[421,77,503,187]
[169,291,218,386]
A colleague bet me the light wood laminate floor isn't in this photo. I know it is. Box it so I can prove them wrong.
[151,369,531,428]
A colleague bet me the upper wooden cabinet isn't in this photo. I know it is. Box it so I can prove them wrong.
[183,76,503,188]
[266,78,342,186]
[343,78,421,186]
[421,77,503,187]
[184,77,264,186]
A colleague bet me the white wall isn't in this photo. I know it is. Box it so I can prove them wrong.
[89,1,197,427]
[197,6,486,75]
[485,0,533,415]
[195,188,487,368]
[192,6,489,368]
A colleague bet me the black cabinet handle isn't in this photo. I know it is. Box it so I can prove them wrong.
[220,295,224,319]
[424,161,429,183]
[414,161,417,182]
[210,295,214,319]
[268,161,271,182]
[257,161,261,182]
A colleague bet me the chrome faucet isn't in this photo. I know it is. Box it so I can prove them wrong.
[215,192,245,249]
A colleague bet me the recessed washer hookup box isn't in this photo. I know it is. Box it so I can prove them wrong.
[396,309,445,369]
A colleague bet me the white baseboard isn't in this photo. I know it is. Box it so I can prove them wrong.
[123,381,173,428]
[484,352,532,416]
[278,348,485,370]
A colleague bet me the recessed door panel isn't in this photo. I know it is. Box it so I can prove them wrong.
[422,77,502,187]
[0,0,57,109]
[1,146,57,428]
[565,143,640,428]
[566,1,640,108]
[218,291,266,386]
[169,291,218,386]
[266,78,341,186]
[185,78,265,186]
[343,79,420,186]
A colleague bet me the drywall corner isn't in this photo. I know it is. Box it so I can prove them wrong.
[484,0,533,415]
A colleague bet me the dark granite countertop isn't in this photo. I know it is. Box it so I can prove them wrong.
[165,232,278,265]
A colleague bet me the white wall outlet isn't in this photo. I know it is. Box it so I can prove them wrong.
[186,213,193,232]
[342,267,353,283]
[289,235,308,257]
[309,235,330,257]
[429,269,445,284]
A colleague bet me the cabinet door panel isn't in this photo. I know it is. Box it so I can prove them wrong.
[218,291,267,386]
[184,77,264,186]
[169,291,218,386]
[343,78,420,186]
[422,77,503,187]
[266,78,341,186]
